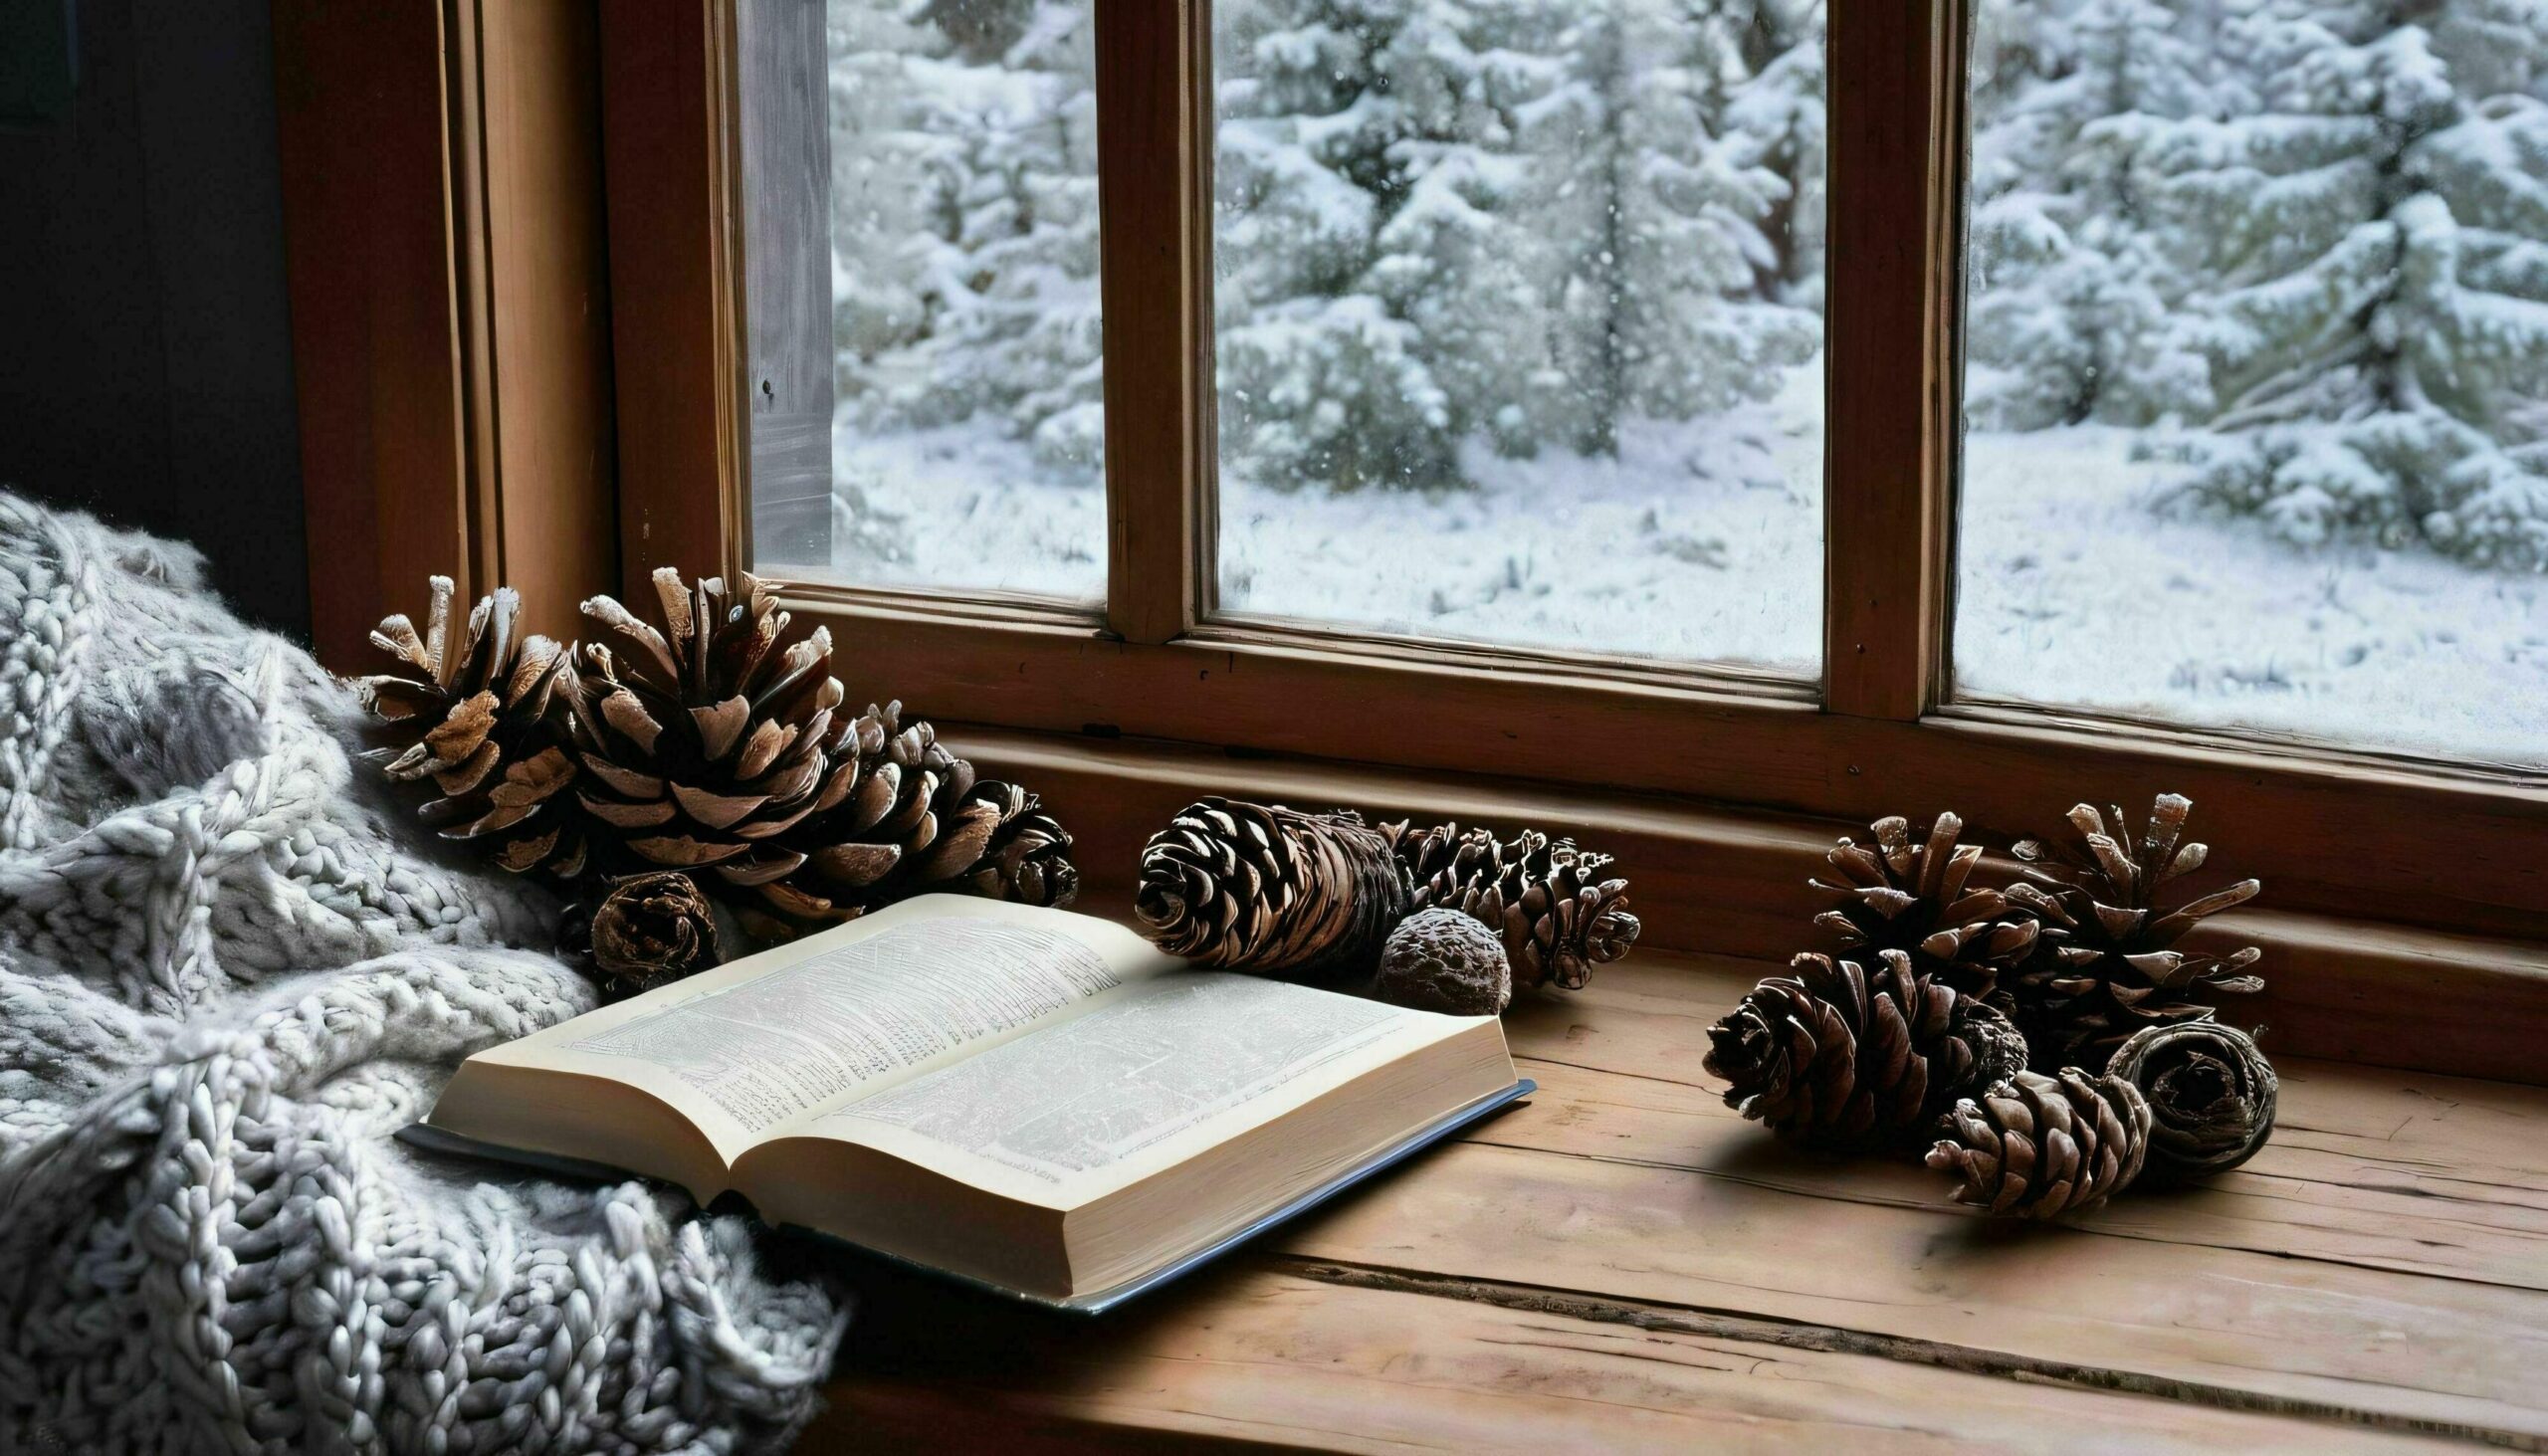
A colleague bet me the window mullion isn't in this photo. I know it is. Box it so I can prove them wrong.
[1821,0,1963,721]
[1096,0,1212,646]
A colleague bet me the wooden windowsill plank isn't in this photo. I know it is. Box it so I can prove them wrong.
[808,950,2548,1453]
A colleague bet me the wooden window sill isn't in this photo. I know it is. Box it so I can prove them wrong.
[806,949,2548,1452]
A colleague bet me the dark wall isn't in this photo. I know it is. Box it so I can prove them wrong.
[0,0,309,640]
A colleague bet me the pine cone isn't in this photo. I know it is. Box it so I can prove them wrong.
[1384,822,1638,992]
[758,702,1079,935]
[2105,1022,2277,1183]
[562,569,1076,932]
[1702,950,2028,1153]
[1812,811,2039,997]
[1927,1068,2153,1219]
[1135,799,1408,979]
[1373,908,1511,1016]
[2005,794,2262,1070]
[579,871,725,996]
[356,578,584,876]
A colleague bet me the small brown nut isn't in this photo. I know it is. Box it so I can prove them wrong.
[1372,909,1511,1016]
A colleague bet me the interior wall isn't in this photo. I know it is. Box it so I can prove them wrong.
[0,0,310,639]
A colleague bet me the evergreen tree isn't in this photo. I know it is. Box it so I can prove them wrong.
[1965,0,2221,429]
[1365,0,1577,459]
[827,2,952,371]
[1728,0,1828,310]
[2163,0,2548,565]
[1534,0,1816,456]
[830,1,1106,478]
[1214,0,1464,490]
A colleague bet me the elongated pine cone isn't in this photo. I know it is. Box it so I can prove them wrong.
[1384,821,1638,992]
[562,568,1075,933]
[1136,799,1409,979]
[1703,950,2028,1153]
[1813,811,2040,997]
[1927,1069,2153,1219]
[580,871,725,995]
[2105,1022,2278,1183]
[2005,794,2262,1071]
[357,578,585,876]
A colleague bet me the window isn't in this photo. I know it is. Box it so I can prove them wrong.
[1955,0,2548,770]
[602,0,2548,949]
[1210,1,1826,673]
[784,1,1109,600]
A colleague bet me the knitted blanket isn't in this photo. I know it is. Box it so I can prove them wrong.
[0,497,845,1454]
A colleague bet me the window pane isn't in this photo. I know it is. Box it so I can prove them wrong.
[782,0,1106,598]
[1957,0,2548,766]
[1212,1,1827,673]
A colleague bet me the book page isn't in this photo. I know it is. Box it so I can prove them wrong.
[563,917,1129,1138]
[803,973,1444,1200]
[471,898,1171,1161]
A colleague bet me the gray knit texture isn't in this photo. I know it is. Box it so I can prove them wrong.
[0,496,845,1454]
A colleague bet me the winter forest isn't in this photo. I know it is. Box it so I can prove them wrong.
[808,0,2548,766]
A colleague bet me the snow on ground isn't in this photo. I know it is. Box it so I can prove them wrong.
[1959,430,2548,769]
[815,362,2546,770]
[1219,369,1824,674]
[816,421,1109,602]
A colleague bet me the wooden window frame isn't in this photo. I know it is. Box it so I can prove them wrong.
[593,0,2547,952]
[277,0,620,663]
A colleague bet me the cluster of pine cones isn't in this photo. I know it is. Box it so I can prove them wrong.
[356,572,1078,984]
[1705,795,2280,1220]
[1132,798,1638,1002]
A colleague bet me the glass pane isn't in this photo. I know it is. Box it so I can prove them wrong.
[1958,0,2548,767]
[791,0,1106,598]
[1211,1,1828,673]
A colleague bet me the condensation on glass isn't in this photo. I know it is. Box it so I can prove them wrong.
[777,0,1107,599]
[1955,0,2548,767]
[1211,0,1829,674]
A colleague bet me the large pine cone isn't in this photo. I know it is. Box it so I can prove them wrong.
[356,578,584,876]
[562,569,1076,933]
[1927,1068,2153,1219]
[1812,812,2039,997]
[764,702,1079,931]
[1702,950,2027,1153]
[1135,799,1408,979]
[2004,795,2262,1071]
[1384,822,1638,992]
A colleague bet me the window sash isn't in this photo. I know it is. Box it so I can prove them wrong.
[597,0,2548,946]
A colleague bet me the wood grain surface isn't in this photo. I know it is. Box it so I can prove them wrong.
[804,951,2548,1453]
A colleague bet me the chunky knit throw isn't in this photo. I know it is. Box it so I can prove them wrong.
[0,497,845,1454]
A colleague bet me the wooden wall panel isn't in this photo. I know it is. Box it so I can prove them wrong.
[273,1,470,670]
[950,724,2548,1086]
[474,1,621,635]
[598,0,743,598]
[277,0,619,666]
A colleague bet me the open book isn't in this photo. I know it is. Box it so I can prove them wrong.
[422,896,1524,1309]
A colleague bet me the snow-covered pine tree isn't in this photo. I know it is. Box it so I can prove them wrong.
[831,1,1105,480]
[1532,0,1816,457]
[2162,0,2548,566]
[1964,0,2221,430]
[1364,0,1578,459]
[1213,0,1463,491]
[1728,0,1828,311]
[827,1,952,378]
